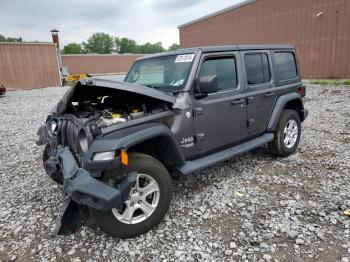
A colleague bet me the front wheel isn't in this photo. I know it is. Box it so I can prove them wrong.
[268,109,301,157]
[89,153,172,239]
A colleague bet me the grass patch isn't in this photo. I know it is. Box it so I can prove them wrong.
[310,80,330,85]
[307,79,350,86]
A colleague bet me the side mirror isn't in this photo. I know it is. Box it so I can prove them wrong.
[196,75,219,98]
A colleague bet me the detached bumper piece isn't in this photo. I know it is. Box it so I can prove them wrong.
[54,198,95,235]
[45,147,136,235]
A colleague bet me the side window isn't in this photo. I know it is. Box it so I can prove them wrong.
[273,52,298,80]
[244,53,271,85]
[199,57,237,91]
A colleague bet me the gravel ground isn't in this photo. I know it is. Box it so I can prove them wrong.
[0,84,349,262]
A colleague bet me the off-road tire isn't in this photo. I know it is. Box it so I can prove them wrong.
[43,144,63,184]
[89,153,172,239]
[269,109,301,157]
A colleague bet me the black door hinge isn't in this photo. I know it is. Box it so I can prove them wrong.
[194,133,205,142]
[193,107,203,117]
[247,96,254,105]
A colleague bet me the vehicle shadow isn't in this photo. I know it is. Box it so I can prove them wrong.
[172,147,276,195]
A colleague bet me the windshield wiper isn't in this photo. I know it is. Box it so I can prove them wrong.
[145,85,180,95]
[146,85,162,89]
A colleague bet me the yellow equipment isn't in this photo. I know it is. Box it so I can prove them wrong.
[65,74,89,86]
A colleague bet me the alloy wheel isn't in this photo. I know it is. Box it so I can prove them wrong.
[283,119,298,149]
[112,173,160,224]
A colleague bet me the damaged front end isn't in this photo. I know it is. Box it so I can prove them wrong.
[36,78,175,235]
[46,147,136,235]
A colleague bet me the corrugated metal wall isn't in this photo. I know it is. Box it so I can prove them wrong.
[62,54,144,75]
[179,0,350,79]
[0,43,61,89]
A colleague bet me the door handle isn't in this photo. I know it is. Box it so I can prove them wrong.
[264,92,275,97]
[231,99,245,105]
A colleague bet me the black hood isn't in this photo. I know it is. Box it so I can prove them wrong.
[84,78,176,103]
[56,77,175,114]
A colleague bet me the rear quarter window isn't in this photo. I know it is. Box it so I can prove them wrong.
[273,52,298,81]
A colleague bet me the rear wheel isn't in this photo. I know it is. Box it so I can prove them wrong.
[89,153,172,239]
[269,109,301,157]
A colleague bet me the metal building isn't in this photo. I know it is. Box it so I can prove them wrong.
[0,43,61,89]
[178,0,350,79]
[62,54,143,75]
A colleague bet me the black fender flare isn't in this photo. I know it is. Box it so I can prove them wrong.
[83,122,185,170]
[267,92,305,132]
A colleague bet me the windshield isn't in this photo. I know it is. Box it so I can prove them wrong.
[124,54,195,91]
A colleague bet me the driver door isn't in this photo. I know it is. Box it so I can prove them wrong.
[192,52,248,153]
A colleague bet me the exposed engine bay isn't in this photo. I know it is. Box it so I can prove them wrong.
[69,97,169,128]
[61,84,173,137]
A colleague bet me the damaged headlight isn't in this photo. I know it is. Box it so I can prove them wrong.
[47,119,58,137]
[51,120,58,134]
[92,151,115,161]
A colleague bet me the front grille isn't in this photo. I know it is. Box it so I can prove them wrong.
[54,115,92,156]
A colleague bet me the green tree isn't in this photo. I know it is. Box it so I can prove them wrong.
[138,42,165,54]
[61,43,82,54]
[0,34,23,42]
[115,37,139,53]
[83,32,114,54]
[168,43,180,51]
[115,38,165,54]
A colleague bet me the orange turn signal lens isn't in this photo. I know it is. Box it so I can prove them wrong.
[120,149,129,166]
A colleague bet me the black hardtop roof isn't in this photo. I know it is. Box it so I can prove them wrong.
[136,45,294,60]
[200,44,293,52]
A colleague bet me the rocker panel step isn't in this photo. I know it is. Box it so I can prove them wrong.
[177,133,274,175]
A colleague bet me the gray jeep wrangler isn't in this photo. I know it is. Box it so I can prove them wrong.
[37,45,308,239]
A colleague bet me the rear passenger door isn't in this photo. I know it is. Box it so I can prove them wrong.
[242,51,277,135]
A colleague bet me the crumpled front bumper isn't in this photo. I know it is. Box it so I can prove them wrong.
[44,146,136,235]
[45,147,136,211]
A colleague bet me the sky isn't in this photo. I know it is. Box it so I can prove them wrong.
[0,0,244,48]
